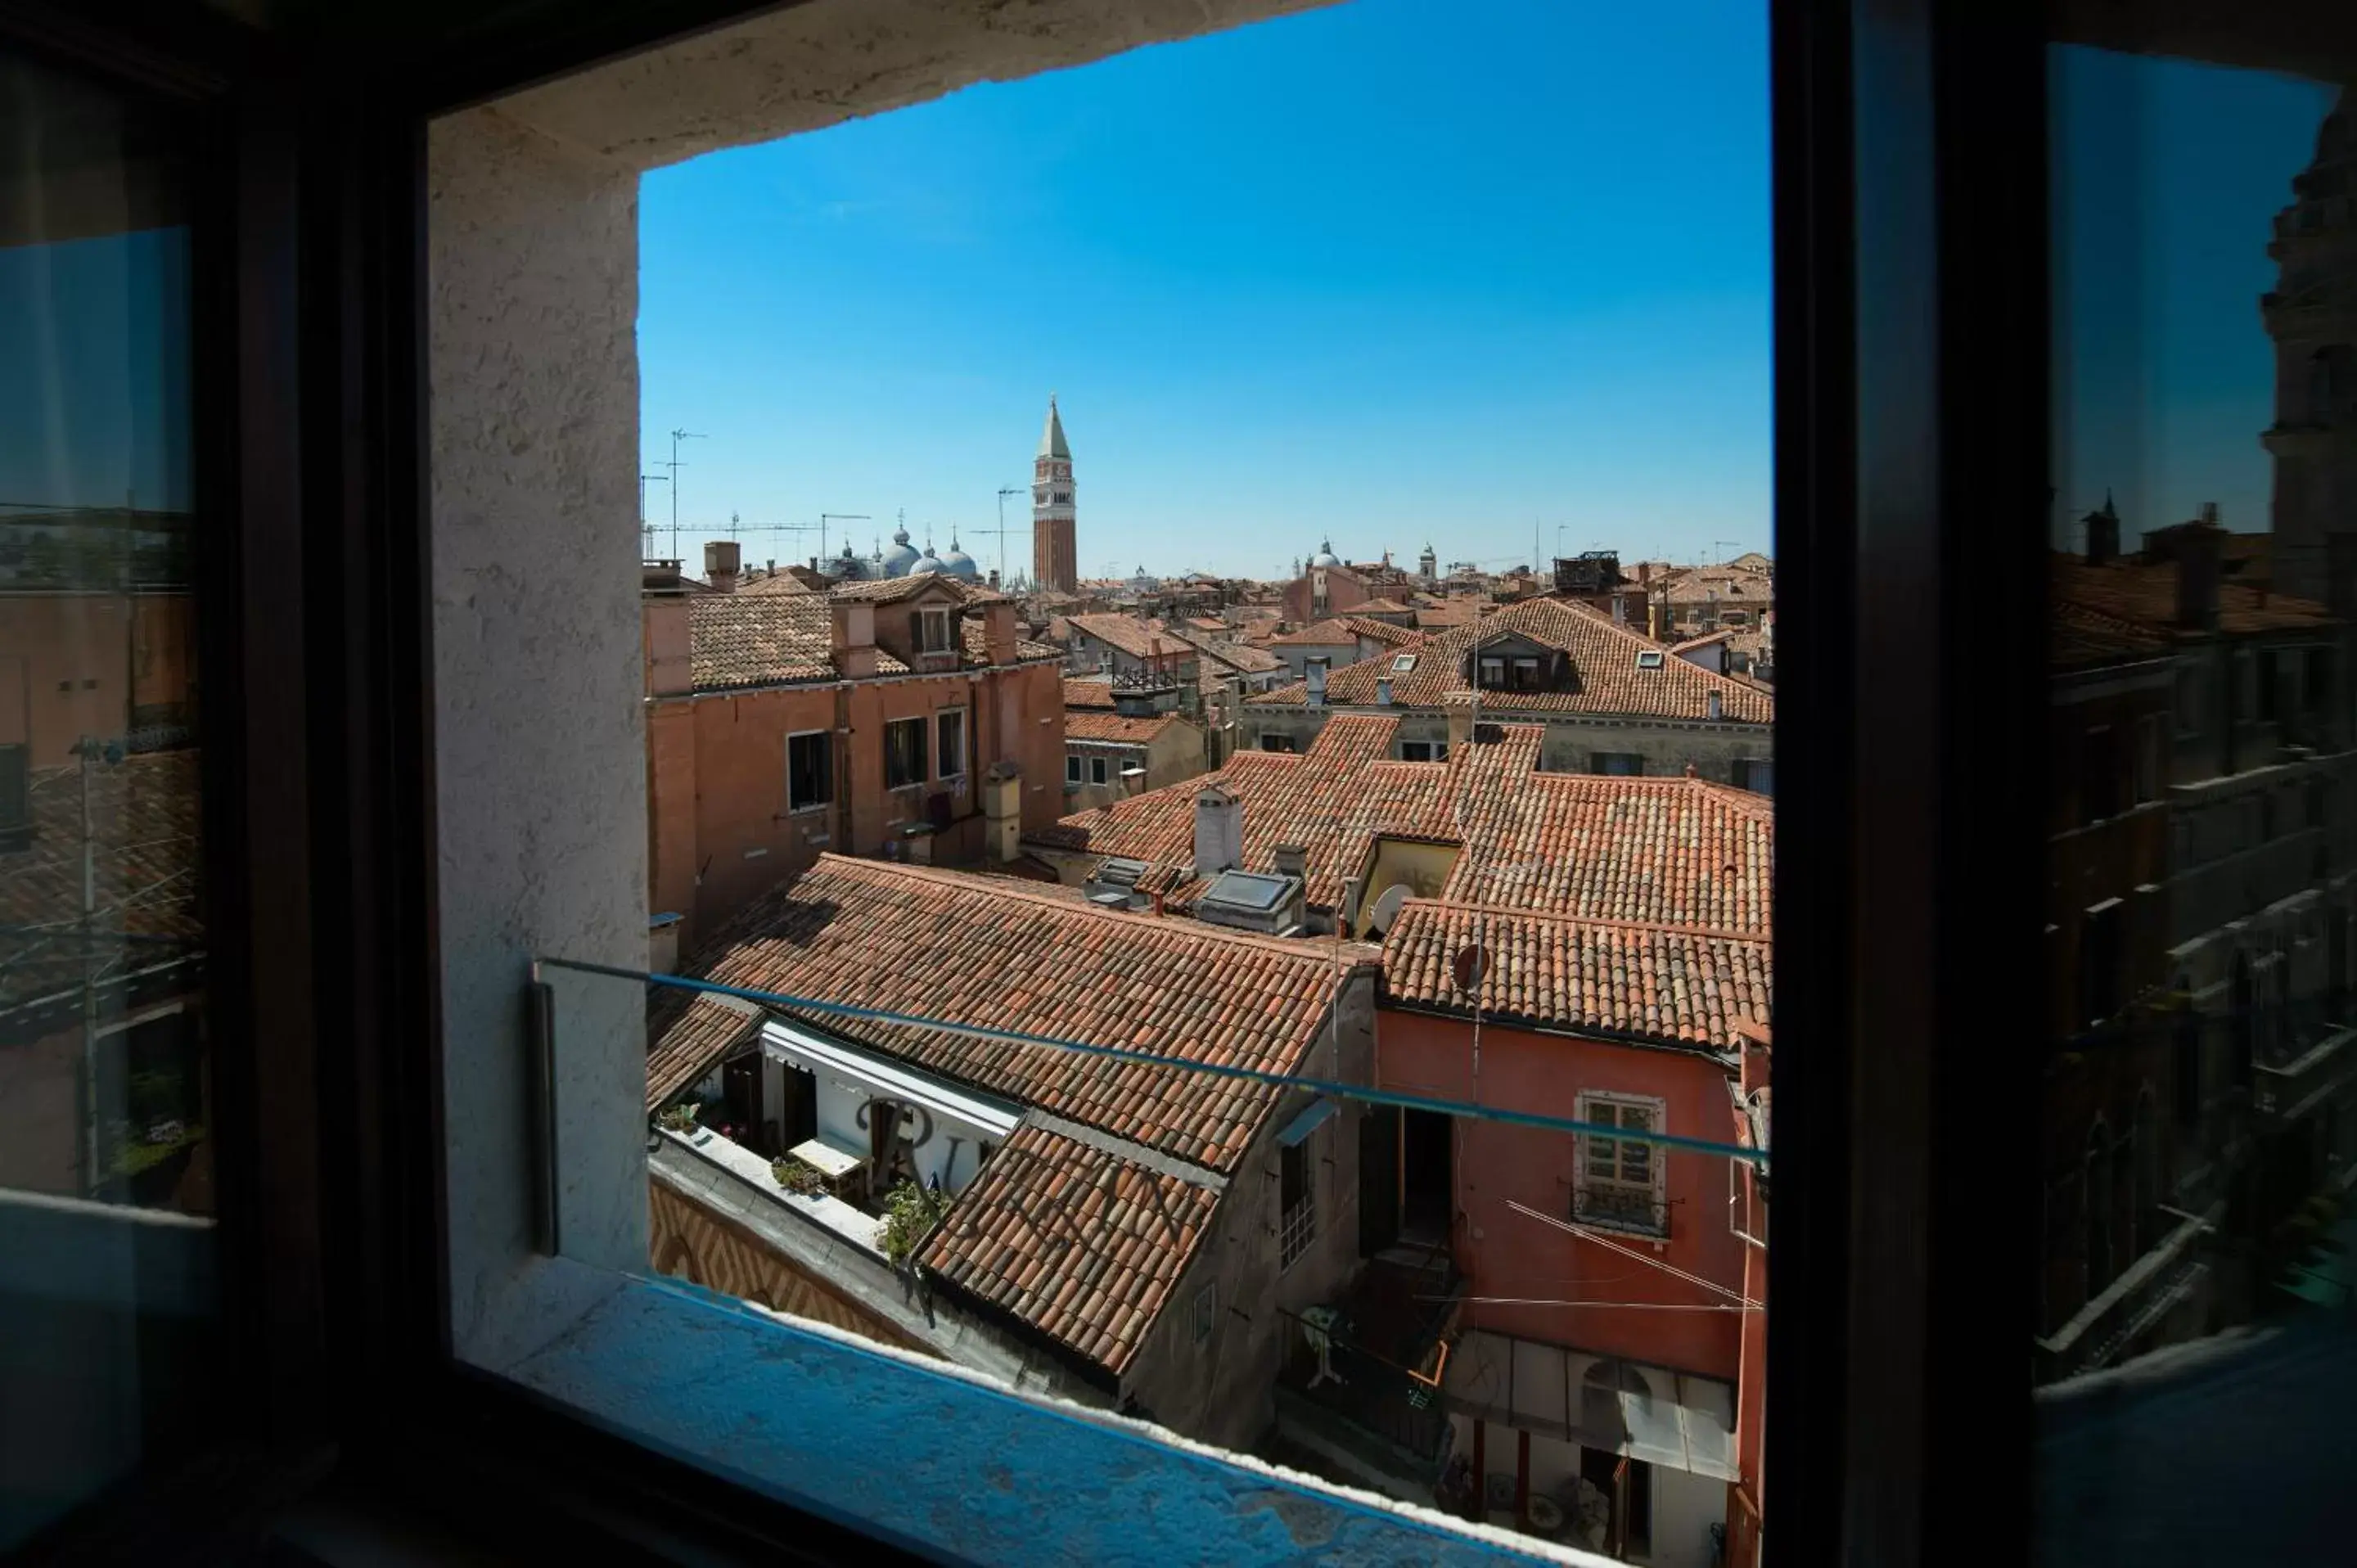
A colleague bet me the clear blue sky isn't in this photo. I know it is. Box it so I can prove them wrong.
[2051,50,2338,549]
[638,0,1773,581]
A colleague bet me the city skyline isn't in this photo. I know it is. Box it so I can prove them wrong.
[638,0,1773,580]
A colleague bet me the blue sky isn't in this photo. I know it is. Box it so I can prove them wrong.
[2051,49,2338,549]
[638,0,1773,581]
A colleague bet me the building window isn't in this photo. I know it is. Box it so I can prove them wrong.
[2257,649,2280,722]
[1736,758,1773,795]
[2174,666,2201,737]
[1399,741,1448,763]
[1089,756,1109,786]
[1479,656,1506,688]
[935,708,967,780]
[1512,656,1540,690]
[884,716,927,790]
[2172,987,2202,1129]
[1592,752,1643,777]
[1573,1093,1667,1235]
[912,607,953,653]
[1279,1140,1315,1268]
[2131,1088,2159,1256]
[2080,899,2123,1029]
[2080,724,2119,825]
[1260,735,1297,754]
[1723,609,1750,626]
[1065,754,1082,785]
[2084,1120,2112,1300]
[786,730,833,812]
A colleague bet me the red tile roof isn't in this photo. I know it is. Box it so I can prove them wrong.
[827,574,1008,606]
[1065,613,1195,663]
[1249,596,1773,724]
[1066,710,1181,746]
[917,1121,1219,1377]
[1338,615,1421,646]
[687,595,1054,692]
[2051,552,2333,639]
[1034,714,1772,935]
[1270,619,1361,647]
[1063,678,1115,710]
[739,571,814,596]
[645,856,1364,1171]
[1380,901,1769,1046]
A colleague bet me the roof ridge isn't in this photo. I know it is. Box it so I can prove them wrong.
[809,854,1373,965]
[1393,895,1769,945]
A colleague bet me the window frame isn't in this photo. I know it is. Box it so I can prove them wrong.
[1573,1092,1670,1237]
[934,705,967,782]
[912,606,953,655]
[786,728,834,813]
[883,715,927,791]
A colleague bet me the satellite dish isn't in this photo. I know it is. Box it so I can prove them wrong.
[1452,943,1489,994]
[1367,883,1410,938]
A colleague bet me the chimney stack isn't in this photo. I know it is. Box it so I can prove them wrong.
[705,539,741,595]
[2082,494,2120,565]
[1376,677,1394,706]
[2177,516,2223,633]
[831,600,879,679]
[983,601,1018,665]
[1707,690,1724,722]
[1194,784,1242,876]
[1272,843,1308,878]
[981,761,1023,863]
[1307,657,1329,706]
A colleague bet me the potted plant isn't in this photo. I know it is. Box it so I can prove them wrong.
[657,1103,700,1135]
[878,1179,944,1267]
[771,1155,827,1196]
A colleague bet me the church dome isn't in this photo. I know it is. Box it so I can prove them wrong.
[880,525,922,578]
[908,545,949,576]
[1309,538,1341,569]
[831,542,868,581]
[940,538,980,581]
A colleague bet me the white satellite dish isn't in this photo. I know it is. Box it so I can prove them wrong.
[1367,882,1411,937]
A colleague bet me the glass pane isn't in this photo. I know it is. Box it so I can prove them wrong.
[2041,46,2355,1564]
[0,48,214,1552]
[439,0,1772,1557]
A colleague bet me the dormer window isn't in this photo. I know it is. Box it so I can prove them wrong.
[913,606,954,654]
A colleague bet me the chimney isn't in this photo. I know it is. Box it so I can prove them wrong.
[2082,498,2120,565]
[1193,784,1242,876]
[989,569,1002,590]
[1707,690,1724,721]
[644,595,692,697]
[705,539,741,595]
[2176,520,2223,633]
[1272,842,1308,878]
[2198,501,2220,526]
[1306,657,1329,706]
[1613,595,1627,625]
[984,601,1018,665]
[1647,595,1664,642]
[981,761,1023,863]
[1376,677,1394,706]
[831,600,879,679]
[1446,700,1473,754]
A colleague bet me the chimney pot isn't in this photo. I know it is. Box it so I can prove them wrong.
[1193,785,1243,876]
[1272,843,1308,878]
[705,540,741,593]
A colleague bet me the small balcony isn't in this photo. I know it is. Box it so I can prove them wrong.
[1572,1183,1671,1239]
[1271,1244,1466,1501]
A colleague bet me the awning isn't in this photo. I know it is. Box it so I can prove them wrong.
[759,1020,1021,1140]
[1278,1097,1339,1147]
[1441,1327,1737,1481]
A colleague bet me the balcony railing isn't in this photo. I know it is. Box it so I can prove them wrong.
[1572,1183,1670,1237]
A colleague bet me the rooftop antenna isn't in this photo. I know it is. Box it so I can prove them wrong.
[821,513,871,565]
[665,428,705,557]
[1713,540,1740,566]
[638,472,669,559]
[985,485,1026,585]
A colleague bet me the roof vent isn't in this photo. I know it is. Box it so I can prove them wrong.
[1636,649,1666,670]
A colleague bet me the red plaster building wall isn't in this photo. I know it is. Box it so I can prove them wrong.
[1378,1006,1747,1382]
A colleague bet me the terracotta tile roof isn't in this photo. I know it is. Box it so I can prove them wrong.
[0,749,204,1013]
[689,594,910,688]
[1381,900,1770,1044]
[739,572,814,596]
[1270,618,1362,647]
[1178,638,1283,676]
[1662,567,1773,605]
[917,1120,1219,1377]
[959,618,1059,664]
[1035,715,1771,934]
[827,574,1007,606]
[1354,598,1415,615]
[1339,615,1420,647]
[1064,678,1115,710]
[1248,597,1773,724]
[2052,552,2333,638]
[1670,629,1735,654]
[2050,599,2173,669]
[646,856,1362,1171]
[1065,613,1195,663]
[1183,617,1229,633]
[1066,710,1180,746]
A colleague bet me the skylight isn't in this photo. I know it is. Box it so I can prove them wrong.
[1391,653,1417,673]
[1636,649,1666,669]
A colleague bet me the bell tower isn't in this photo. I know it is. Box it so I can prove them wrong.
[1032,395,1077,593]
[2262,88,2357,604]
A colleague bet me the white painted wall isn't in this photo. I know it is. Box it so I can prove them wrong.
[1650,1462,1727,1568]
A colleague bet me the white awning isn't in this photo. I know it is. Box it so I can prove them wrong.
[1441,1327,1738,1481]
[759,1019,1022,1141]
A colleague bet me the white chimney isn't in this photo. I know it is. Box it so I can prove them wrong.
[1194,784,1242,876]
[1376,678,1393,706]
[1307,657,1329,706]
[1707,690,1724,721]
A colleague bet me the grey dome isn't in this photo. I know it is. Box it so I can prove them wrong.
[940,538,980,581]
[1309,538,1341,569]
[908,546,949,576]
[881,526,922,578]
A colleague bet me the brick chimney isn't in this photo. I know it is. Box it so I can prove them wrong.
[984,600,1018,665]
[2177,513,2223,633]
[644,595,692,697]
[705,539,741,595]
[831,600,878,680]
